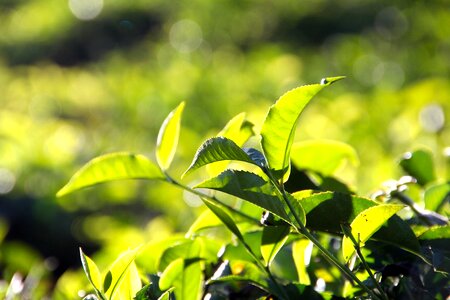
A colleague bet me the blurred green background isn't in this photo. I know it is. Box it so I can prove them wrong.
[0,0,449,297]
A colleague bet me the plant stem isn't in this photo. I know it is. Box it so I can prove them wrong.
[353,244,388,300]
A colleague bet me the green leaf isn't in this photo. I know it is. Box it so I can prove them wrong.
[159,246,203,300]
[202,199,244,241]
[399,149,436,186]
[342,204,404,261]
[424,182,450,212]
[291,139,359,176]
[261,225,290,266]
[80,248,105,300]
[57,153,164,197]
[159,258,184,291]
[260,76,344,181]
[184,137,258,176]
[104,246,141,300]
[196,170,305,227]
[113,261,141,300]
[293,191,421,257]
[292,239,312,285]
[156,102,185,171]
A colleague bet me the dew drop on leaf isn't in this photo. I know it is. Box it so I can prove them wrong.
[320,78,329,85]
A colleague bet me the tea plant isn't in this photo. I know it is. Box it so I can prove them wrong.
[58,77,449,299]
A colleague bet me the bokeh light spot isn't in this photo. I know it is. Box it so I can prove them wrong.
[169,19,203,53]
[0,168,16,194]
[375,7,408,40]
[420,104,445,133]
[69,0,103,21]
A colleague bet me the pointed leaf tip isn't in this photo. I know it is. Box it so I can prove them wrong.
[261,77,343,181]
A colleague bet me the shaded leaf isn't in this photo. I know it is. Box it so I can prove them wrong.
[196,170,305,227]
[342,204,404,261]
[293,191,421,257]
[104,246,141,300]
[57,153,164,197]
[291,139,358,176]
[156,102,185,171]
[203,199,244,241]
[261,225,290,266]
[260,76,344,181]
[184,137,258,176]
[399,149,436,186]
[80,248,105,300]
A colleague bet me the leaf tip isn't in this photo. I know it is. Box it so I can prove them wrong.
[320,76,346,85]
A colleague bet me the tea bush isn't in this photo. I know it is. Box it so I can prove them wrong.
[57,78,449,299]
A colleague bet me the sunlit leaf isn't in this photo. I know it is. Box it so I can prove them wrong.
[196,170,305,227]
[261,76,344,181]
[113,261,141,300]
[261,225,290,266]
[159,246,203,300]
[184,137,259,177]
[104,246,141,300]
[80,248,105,300]
[159,258,184,291]
[57,153,164,197]
[292,239,312,285]
[399,149,436,186]
[207,113,255,177]
[291,139,359,176]
[342,204,404,261]
[156,102,185,171]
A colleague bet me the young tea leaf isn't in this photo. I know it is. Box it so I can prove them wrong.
[156,102,185,171]
[342,204,404,261]
[261,76,344,181]
[57,153,164,197]
[80,248,105,300]
[159,258,184,291]
[104,246,141,300]
[184,137,259,176]
[113,261,141,300]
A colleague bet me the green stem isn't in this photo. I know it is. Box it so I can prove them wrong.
[266,172,381,300]
[353,244,388,300]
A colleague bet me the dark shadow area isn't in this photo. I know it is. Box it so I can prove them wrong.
[271,2,384,47]
[1,9,162,66]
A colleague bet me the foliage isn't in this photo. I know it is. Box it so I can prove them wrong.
[57,79,449,299]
